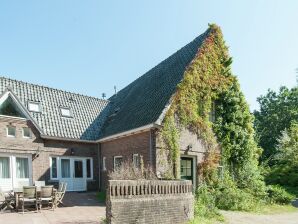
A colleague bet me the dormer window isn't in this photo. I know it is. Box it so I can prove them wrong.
[60,107,72,118]
[28,101,41,112]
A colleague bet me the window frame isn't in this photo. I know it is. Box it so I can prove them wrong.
[86,158,93,179]
[50,157,58,180]
[59,107,72,118]
[0,156,11,179]
[28,101,41,113]
[113,156,123,171]
[22,127,31,139]
[132,154,140,168]
[6,126,16,137]
[102,157,106,171]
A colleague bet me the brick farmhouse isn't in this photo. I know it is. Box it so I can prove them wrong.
[0,28,213,192]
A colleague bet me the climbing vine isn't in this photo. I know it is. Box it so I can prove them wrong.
[160,24,266,199]
[161,24,232,179]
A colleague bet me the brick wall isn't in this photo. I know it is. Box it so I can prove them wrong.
[106,180,194,224]
[0,116,99,191]
[100,131,152,190]
[155,125,208,185]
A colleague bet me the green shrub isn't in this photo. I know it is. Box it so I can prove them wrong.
[266,185,295,205]
[214,177,262,211]
[194,184,223,221]
[96,191,106,203]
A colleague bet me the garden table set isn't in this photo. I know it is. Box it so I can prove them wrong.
[0,181,67,214]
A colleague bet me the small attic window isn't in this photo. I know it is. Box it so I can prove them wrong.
[60,107,72,118]
[28,101,41,112]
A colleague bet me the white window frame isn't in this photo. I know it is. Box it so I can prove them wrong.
[6,126,16,137]
[22,127,31,139]
[132,154,140,168]
[102,157,106,171]
[113,156,123,171]
[60,107,72,118]
[50,157,59,180]
[28,101,41,113]
[86,158,93,180]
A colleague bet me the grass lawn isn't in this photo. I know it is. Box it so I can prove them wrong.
[96,191,106,203]
[190,203,298,224]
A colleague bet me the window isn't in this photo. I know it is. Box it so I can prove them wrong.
[51,157,58,179]
[86,159,92,178]
[113,156,123,171]
[102,157,106,171]
[16,157,29,178]
[7,126,16,137]
[22,127,31,138]
[0,157,10,178]
[60,107,72,117]
[209,102,216,123]
[61,159,70,178]
[74,160,83,178]
[28,101,41,112]
[132,154,140,168]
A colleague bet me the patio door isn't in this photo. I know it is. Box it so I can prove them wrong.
[60,158,87,192]
[0,153,32,191]
[73,159,86,191]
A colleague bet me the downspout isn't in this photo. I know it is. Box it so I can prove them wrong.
[98,143,101,191]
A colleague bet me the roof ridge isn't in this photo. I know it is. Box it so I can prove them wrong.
[0,75,109,103]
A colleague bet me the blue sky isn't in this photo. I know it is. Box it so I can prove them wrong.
[0,1,297,111]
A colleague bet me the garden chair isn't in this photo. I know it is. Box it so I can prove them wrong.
[54,182,67,208]
[20,186,38,214]
[0,188,15,212]
[38,185,54,211]
[34,181,46,191]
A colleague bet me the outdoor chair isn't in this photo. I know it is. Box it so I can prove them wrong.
[38,185,54,211]
[54,182,67,208]
[20,186,38,214]
[0,188,15,212]
[34,181,46,187]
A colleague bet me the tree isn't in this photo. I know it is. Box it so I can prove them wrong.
[254,86,298,162]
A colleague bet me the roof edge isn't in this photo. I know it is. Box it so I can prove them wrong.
[40,134,97,144]
[97,123,161,143]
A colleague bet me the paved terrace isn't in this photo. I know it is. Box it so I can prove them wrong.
[0,192,106,224]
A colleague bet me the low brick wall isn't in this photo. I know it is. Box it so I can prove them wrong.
[106,180,194,224]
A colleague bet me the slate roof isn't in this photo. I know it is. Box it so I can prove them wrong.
[0,77,109,141]
[100,28,211,138]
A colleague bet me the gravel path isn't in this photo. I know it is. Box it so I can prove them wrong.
[221,201,298,224]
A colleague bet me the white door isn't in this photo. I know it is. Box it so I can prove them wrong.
[73,159,86,191]
[59,158,87,192]
[60,158,73,191]
[0,154,32,191]
[0,156,12,191]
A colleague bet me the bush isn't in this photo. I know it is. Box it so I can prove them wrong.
[266,185,295,205]
[108,161,157,180]
[214,177,262,211]
[193,184,223,221]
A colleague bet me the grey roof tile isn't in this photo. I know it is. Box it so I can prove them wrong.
[100,28,211,138]
[0,77,109,141]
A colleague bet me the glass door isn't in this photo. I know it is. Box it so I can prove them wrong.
[73,159,86,191]
[60,158,72,191]
[180,157,193,182]
[0,156,12,191]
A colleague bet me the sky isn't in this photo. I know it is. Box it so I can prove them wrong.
[0,1,297,111]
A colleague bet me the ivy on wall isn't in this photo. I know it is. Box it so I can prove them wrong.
[161,24,265,196]
[161,24,232,179]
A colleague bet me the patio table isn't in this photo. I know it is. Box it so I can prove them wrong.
[14,187,57,212]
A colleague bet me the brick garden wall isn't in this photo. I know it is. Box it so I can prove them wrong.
[106,180,194,224]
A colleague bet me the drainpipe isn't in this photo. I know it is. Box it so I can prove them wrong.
[98,143,101,191]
